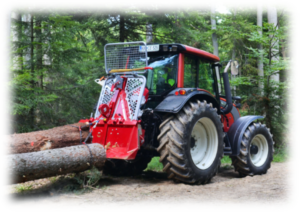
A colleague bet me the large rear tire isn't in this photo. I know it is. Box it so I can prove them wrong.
[157,100,224,184]
[231,122,274,177]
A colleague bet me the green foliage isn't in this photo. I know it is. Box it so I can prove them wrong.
[273,145,288,162]
[221,156,232,164]
[10,8,289,150]
[216,9,288,147]
[145,157,163,172]
[74,166,102,187]
[49,167,103,193]
[15,184,33,193]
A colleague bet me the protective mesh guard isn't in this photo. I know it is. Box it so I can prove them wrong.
[125,78,145,120]
[105,42,147,73]
[95,79,115,118]
[95,76,146,120]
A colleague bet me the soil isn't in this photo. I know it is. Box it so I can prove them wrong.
[7,162,288,205]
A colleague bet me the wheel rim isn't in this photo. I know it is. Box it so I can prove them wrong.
[190,117,218,170]
[250,134,269,167]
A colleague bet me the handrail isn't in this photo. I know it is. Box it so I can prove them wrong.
[109,67,153,73]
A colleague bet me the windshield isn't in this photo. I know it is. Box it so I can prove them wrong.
[145,54,178,95]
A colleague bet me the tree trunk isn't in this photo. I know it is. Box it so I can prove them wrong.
[232,8,237,97]
[7,122,91,154]
[36,15,43,124]
[29,14,35,129]
[8,143,106,184]
[119,14,125,42]
[211,8,218,57]
[43,22,51,66]
[267,6,279,83]
[1,4,13,133]
[146,23,153,43]
[21,14,36,129]
[211,6,221,93]
[257,4,264,94]
[11,12,21,71]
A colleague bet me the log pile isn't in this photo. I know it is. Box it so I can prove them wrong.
[8,122,90,154]
[8,143,106,184]
[7,122,107,184]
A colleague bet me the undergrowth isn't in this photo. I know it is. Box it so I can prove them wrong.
[145,157,163,172]
[59,166,103,194]
[15,184,33,193]
[273,145,288,162]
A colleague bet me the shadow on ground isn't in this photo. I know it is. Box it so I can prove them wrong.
[11,171,169,200]
[11,165,240,201]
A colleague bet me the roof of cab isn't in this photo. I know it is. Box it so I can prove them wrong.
[182,45,220,62]
[155,43,220,62]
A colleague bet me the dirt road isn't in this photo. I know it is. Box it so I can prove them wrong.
[8,162,289,205]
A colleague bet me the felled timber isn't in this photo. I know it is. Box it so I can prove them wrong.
[8,143,106,184]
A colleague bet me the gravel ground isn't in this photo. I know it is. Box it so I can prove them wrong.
[6,162,289,207]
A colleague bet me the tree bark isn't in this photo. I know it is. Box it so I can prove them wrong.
[211,7,218,57]
[8,143,106,184]
[1,4,15,133]
[211,6,221,93]
[7,122,90,154]
[232,8,237,97]
[36,15,43,124]
[146,23,153,43]
[119,14,125,42]
[267,6,279,83]
[257,4,264,94]
[29,14,35,129]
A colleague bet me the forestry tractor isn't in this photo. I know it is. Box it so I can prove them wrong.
[80,41,274,184]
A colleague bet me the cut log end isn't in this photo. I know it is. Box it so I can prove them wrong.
[7,122,91,154]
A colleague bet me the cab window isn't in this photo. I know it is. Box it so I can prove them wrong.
[184,54,197,88]
[147,54,178,95]
[198,60,215,94]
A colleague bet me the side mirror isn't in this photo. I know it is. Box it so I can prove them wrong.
[231,61,239,76]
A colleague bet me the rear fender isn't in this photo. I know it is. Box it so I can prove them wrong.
[154,89,219,113]
[227,115,264,156]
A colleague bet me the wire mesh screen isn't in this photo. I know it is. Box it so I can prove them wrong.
[125,77,145,120]
[94,78,115,118]
[105,42,148,73]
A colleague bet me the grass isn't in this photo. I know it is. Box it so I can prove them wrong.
[273,145,288,162]
[221,156,232,164]
[145,157,163,172]
[49,176,58,183]
[53,167,103,194]
[15,184,33,193]
[145,155,233,172]
[145,146,288,172]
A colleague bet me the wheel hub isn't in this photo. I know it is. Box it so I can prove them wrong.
[250,145,258,154]
[249,134,269,167]
[190,117,218,170]
[190,136,196,149]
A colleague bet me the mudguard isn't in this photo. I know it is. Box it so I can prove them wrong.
[154,88,219,113]
[227,115,264,156]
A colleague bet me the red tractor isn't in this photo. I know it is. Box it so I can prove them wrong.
[82,41,274,184]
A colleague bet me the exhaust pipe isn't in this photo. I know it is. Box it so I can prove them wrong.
[220,61,233,114]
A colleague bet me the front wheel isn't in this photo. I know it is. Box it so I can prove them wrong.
[231,122,274,177]
[157,100,224,184]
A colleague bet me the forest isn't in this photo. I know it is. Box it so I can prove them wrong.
[10,6,289,149]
